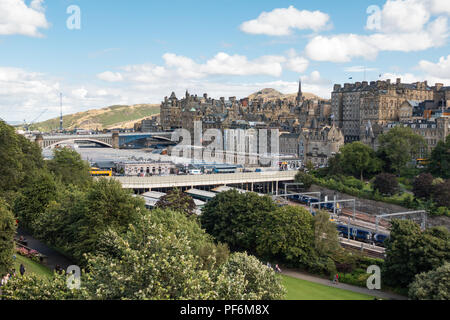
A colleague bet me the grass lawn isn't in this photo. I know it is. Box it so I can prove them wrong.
[282,275,375,300]
[13,255,53,279]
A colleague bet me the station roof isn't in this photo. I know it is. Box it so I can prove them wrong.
[185,189,217,200]
[142,191,167,199]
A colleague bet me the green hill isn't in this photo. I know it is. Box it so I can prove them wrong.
[33,104,160,132]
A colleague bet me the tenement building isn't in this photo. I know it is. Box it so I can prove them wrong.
[332,79,437,143]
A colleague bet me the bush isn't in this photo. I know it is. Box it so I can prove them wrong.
[409,263,450,300]
[294,171,315,190]
[373,173,399,196]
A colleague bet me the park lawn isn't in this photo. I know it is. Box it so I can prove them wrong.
[13,255,53,279]
[282,275,374,300]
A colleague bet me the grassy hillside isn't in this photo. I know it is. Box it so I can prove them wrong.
[33,104,160,131]
[248,88,326,102]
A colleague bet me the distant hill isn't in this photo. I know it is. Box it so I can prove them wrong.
[33,104,160,131]
[248,88,325,102]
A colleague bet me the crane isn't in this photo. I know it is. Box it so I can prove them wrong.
[23,109,48,132]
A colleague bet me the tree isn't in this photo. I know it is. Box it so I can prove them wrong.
[339,142,381,181]
[377,126,426,175]
[428,135,450,179]
[155,188,196,216]
[200,190,277,252]
[313,210,340,258]
[47,148,92,187]
[408,262,450,300]
[383,220,450,288]
[431,179,450,208]
[295,171,315,190]
[373,173,399,196]
[217,252,286,300]
[412,173,434,199]
[255,206,315,267]
[0,199,16,276]
[13,170,58,230]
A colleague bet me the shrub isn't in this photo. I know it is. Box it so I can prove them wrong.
[373,173,399,196]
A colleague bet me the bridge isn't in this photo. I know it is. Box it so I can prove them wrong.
[31,131,173,149]
[106,170,298,193]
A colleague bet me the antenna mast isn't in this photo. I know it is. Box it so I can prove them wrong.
[59,92,63,132]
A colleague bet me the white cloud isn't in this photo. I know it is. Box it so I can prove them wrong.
[97,71,124,82]
[344,66,378,73]
[306,0,449,63]
[284,49,309,73]
[419,55,450,82]
[0,0,49,37]
[240,6,330,36]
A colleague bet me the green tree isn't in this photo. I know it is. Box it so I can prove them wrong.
[313,210,340,258]
[255,206,315,267]
[13,170,58,230]
[428,135,450,179]
[383,220,450,288]
[47,148,92,187]
[155,188,196,216]
[0,200,16,275]
[200,190,277,252]
[377,126,426,175]
[217,252,286,300]
[339,142,381,181]
[373,173,399,196]
[294,171,315,189]
[408,262,450,300]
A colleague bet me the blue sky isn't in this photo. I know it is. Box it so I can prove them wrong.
[1,0,450,122]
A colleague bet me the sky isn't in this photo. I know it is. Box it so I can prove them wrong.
[1,0,450,122]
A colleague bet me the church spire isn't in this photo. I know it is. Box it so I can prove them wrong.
[296,79,303,104]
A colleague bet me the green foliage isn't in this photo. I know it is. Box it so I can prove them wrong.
[13,170,58,230]
[377,126,426,175]
[373,173,399,196]
[155,188,196,216]
[294,171,315,189]
[217,252,286,300]
[255,206,316,267]
[313,211,340,258]
[47,148,92,187]
[0,199,16,276]
[408,262,450,300]
[428,135,450,179]
[0,121,44,195]
[338,142,382,180]
[383,220,450,288]
[200,190,276,251]
[2,272,90,300]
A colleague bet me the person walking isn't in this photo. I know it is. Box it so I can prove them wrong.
[275,264,282,273]
[333,273,339,284]
[19,264,26,276]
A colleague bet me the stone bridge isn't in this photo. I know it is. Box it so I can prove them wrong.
[31,131,173,149]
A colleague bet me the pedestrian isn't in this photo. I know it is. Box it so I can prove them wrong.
[333,273,339,284]
[275,264,282,273]
[267,262,272,269]
[19,264,26,276]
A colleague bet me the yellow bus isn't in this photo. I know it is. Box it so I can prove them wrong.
[90,167,112,177]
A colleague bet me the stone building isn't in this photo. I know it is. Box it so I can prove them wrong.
[383,117,450,157]
[280,133,301,156]
[116,161,176,176]
[298,123,344,166]
[332,79,436,143]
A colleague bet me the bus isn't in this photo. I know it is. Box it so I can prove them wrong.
[90,168,113,177]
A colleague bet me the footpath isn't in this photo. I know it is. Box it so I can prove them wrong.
[17,227,74,271]
[283,268,407,300]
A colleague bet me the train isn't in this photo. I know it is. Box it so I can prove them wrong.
[336,224,389,246]
[287,193,389,246]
